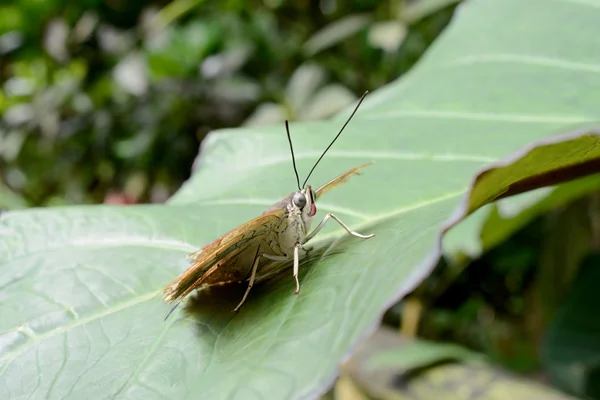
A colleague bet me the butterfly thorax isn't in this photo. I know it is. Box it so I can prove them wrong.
[281,202,312,254]
[264,186,315,257]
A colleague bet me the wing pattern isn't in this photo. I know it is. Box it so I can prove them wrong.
[162,207,286,303]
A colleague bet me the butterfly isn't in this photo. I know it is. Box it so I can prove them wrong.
[162,91,375,318]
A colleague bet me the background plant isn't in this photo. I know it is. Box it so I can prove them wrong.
[0,0,457,206]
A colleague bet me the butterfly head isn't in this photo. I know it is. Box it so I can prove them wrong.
[291,185,317,218]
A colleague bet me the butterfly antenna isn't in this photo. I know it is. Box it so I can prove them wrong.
[302,90,369,187]
[285,120,301,191]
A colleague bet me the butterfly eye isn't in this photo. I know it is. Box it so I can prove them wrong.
[293,192,307,208]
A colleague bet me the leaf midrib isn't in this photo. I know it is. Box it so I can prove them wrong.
[0,291,157,365]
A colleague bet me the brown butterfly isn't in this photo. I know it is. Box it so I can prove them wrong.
[162,92,375,318]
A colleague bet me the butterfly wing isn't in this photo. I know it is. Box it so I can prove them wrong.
[315,162,373,200]
[162,207,287,303]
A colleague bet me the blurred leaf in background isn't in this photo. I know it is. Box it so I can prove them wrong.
[542,254,600,399]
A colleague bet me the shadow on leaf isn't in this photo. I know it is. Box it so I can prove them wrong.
[178,232,370,329]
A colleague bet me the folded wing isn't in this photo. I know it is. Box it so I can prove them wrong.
[162,207,286,303]
[315,162,373,200]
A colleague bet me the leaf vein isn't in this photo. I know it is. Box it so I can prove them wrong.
[447,53,600,73]
[74,268,109,308]
[370,109,594,124]
[46,333,68,399]
[114,319,175,398]
[0,292,157,367]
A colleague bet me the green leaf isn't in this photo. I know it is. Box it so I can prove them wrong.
[365,339,484,372]
[303,14,372,56]
[457,131,600,218]
[444,146,600,260]
[0,181,27,210]
[4,1,600,399]
[154,0,208,27]
[402,0,462,24]
[345,327,577,400]
[542,254,600,398]
[297,84,357,121]
[285,63,327,113]
[367,21,408,53]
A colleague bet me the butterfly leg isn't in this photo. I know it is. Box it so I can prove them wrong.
[293,243,301,294]
[233,248,288,313]
[304,213,375,243]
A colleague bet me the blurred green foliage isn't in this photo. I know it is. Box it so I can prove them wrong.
[0,0,458,206]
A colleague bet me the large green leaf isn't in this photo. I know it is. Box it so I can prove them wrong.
[3,0,600,399]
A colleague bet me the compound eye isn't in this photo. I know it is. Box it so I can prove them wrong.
[293,192,307,208]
